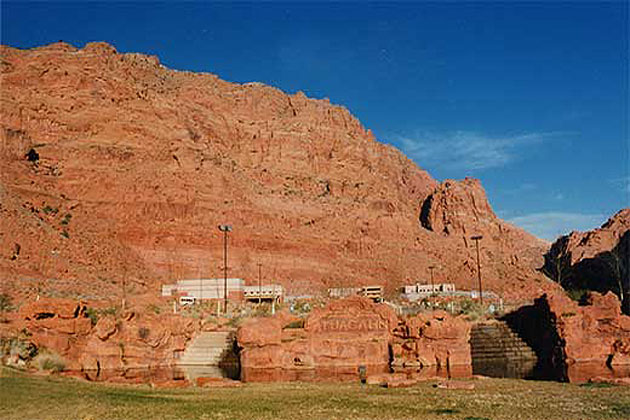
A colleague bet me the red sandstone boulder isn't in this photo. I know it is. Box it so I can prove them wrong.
[237,316,282,347]
[95,316,117,340]
[393,311,472,369]
[541,290,630,369]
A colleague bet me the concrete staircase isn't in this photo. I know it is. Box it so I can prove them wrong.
[470,321,538,379]
[177,331,239,380]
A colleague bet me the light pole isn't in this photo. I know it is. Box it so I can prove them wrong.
[428,265,435,295]
[258,262,262,305]
[218,224,233,313]
[471,235,483,305]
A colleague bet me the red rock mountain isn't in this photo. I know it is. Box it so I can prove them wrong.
[1,42,556,303]
[544,209,630,314]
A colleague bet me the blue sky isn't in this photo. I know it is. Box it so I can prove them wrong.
[2,1,628,241]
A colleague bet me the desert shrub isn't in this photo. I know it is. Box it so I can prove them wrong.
[138,327,150,339]
[253,303,273,317]
[100,306,118,316]
[226,315,245,328]
[60,213,72,225]
[459,299,485,321]
[291,300,312,315]
[566,288,589,303]
[284,319,305,329]
[85,307,99,325]
[42,205,58,215]
[33,349,66,373]
[0,293,14,314]
[148,303,162,314]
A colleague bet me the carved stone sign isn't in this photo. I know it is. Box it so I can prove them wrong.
[305,296,395,339]
[310,315,388,333]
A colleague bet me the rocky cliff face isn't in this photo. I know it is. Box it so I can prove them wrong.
[544,209,630,314]
[1,42,555,302]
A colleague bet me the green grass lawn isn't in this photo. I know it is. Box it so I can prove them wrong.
[1,367,629,420]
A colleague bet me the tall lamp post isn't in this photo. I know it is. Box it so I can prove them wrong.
[428,265,435,295]
[471,235,483,305]
[218,224,233,313]
[257,262,262,305]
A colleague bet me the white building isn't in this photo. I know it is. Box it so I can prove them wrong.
[243,285,284,302]
[401,282,456,301]
[162,278,245,300]
[328,287,361,298]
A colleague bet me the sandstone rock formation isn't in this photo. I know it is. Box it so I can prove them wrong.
[2,297,198,382]
[0,41,556,304]
[503,290,630,382]
[392,310,472,374]
[236,296,476,382]
[544,209,630,314]
[237,296,396,381]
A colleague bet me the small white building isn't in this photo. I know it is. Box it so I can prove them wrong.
[401,282,456,301]
[328,287,361,298]
[162,278,245,300]
[243,285,284,302]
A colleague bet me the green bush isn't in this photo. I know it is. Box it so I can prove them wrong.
[85,307,99,325]
[566,289,589,302]
[42,205,58,215]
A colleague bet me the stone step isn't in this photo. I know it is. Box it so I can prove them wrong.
[471,341,533,349]
[471,333,524,341]
[472,350,536,357]
[470,321,538,379]
[472,354,537,361]
[177,332,238,369]
[190,337,234,344]
[470,343,531,351]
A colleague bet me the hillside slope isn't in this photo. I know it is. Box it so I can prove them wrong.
[0,42,555,302]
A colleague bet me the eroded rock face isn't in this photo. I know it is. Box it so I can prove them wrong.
[0,42,555,304]
[237,296,475,382]
[544,209,630,314]
[18,298,86,320]
[392,310,472,372]
[238,297,397,381]
[4,297,198,382]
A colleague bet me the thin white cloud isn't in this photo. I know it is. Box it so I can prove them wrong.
[508,212,608,242]
[397,131,569,171]
[610,176,630,193]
